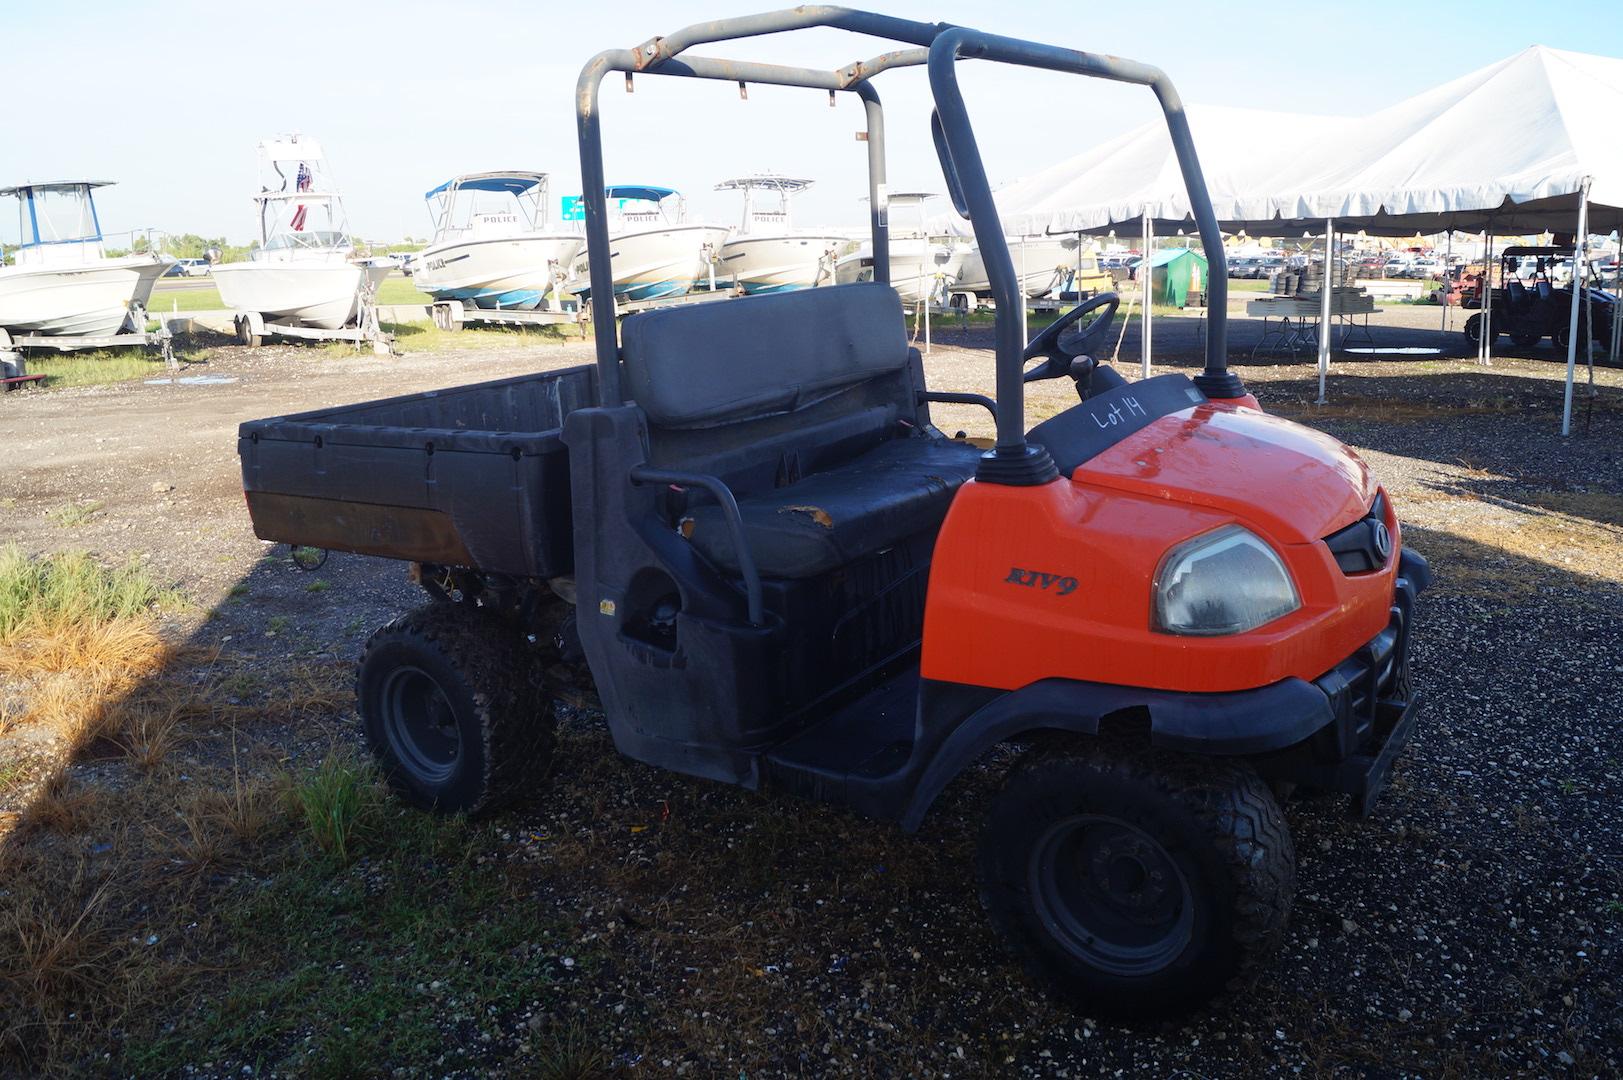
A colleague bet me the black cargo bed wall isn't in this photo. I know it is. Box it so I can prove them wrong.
[238,367,598,579]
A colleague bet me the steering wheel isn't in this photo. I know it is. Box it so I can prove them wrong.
[1022,292,1120,385]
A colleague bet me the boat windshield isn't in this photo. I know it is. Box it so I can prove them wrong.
[260,230,351,255]
[17,186,101,248]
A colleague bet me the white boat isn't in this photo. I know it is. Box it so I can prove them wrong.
[0,181,166,337]
[413,171,581,310]
[566,186,726,302]
[713,175,846,294]
[211,135,389,330]
[833,192,966,305]
[955,235,1095,299]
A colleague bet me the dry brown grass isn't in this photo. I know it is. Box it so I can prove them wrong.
[188,737,284,848]
[20,770,105,836]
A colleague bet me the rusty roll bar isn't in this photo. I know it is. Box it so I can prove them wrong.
[574,6,1242,485]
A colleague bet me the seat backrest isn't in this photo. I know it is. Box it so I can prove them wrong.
[1507,279,1528,306]
[1536,280,1554,302]
[620,283,908,429]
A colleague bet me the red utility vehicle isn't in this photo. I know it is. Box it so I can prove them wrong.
[238,8,1429,1015]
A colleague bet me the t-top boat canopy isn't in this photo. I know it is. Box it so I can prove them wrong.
[716,174,816,232]
[715,175,815,194]
[575,5,1239,482]
[424,172,550,201]
[425,172,556,240]
[604,185,679,204]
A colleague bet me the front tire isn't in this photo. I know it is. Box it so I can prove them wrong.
[357,602,554,815]
[978,742,1294,1017]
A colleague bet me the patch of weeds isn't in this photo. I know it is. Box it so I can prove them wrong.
[0,497,15,510]
[1603,899,1623,917]
[23,350,203,389]
[525,1021,612,1080]
[266,615,289,635]
[289,752,381,863]
[0,544,181,641]
[228,584,250,598]
[121,801,606,1076]
[304,579,330,594]
[0,759,25,794]
[45,501,104,528]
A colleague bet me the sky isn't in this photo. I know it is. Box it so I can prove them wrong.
[4,0,1622,247]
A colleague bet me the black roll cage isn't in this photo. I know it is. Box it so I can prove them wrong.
[575,5,1242,484]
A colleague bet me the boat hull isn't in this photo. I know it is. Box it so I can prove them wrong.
[0,254,166,337]
[414,234,582,310]
[212,262,390,329]
[569,223,721,302]
[956,237,1084,298]
[716,232,846,293]
[834,240,965,305]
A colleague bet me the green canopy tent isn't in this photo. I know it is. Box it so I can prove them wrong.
[1148,247,1208,307]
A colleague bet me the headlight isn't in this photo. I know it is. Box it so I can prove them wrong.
[1153,525,1300,636]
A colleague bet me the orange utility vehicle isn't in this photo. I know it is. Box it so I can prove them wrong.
[238,8,1429,1014]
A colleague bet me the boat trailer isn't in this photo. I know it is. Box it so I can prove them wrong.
[1,301,176,389]
[233,277,393,355]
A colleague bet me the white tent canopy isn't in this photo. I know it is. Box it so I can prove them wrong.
[993,105,1352,237]
[995,46,1623,239]
[981,44,1622,434]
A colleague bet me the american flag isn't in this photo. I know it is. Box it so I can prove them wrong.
[290,162,311,231]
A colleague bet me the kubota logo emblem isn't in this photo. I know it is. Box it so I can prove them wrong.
[1005,567,1079,596]
[1372,521,1392,561]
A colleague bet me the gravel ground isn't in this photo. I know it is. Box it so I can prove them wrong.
[1,314,1620,1077]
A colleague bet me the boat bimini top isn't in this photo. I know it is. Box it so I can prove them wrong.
[424,172,550,201]
[574,6,1241,484]
[425,172,556,240]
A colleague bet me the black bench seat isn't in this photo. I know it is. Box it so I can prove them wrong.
[680,435,981,579]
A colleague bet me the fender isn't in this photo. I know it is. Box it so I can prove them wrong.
[898,675,1335,831]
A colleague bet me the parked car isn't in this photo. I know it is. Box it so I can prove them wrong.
[164,258,211,278]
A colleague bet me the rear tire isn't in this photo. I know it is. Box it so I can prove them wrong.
[1463,312,1497,347]
[235,315,262,348]
[977,742,1294,1017]
[357,602,554,815]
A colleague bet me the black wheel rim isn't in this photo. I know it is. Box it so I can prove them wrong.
[1029,814,1194,977]
[380,665,461,783]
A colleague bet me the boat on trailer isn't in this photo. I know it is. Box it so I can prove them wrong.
[210,135,389,331]
[833,192,966,305]
[566,185,726,302]
[414,171,581,311]
[713,175,846,294]
[0,181,166,338]
[956,235,1107,299]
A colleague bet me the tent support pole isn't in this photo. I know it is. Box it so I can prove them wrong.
[1440,230,1453,333]
[1481,233,1495,366]
[1610,258,1623,368]
[1141,210,1152,379]
[1316,217,1334,405]
[1561,177,1591,437]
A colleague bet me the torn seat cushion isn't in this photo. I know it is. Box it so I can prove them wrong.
[682,436,982,579]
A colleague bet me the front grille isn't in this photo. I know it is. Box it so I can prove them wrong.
[1324,490,1393,574]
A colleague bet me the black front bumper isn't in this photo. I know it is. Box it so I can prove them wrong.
[1256,547,1429,815]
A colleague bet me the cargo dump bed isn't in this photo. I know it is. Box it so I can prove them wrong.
[238,366,598,577]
